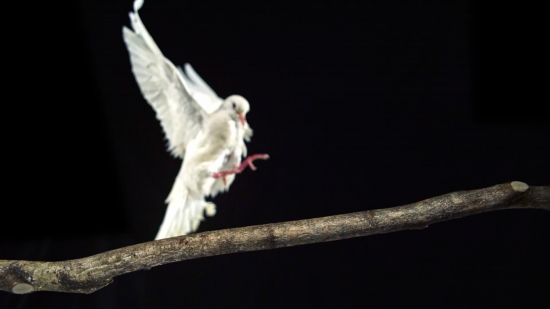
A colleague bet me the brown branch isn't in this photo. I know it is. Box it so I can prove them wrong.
[1,181,548,294]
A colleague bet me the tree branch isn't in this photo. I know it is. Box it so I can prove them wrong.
[1,181,548,294]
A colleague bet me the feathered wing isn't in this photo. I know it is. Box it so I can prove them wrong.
[178,63,224,115]
[123,0,227,239]
[122,0,223,157]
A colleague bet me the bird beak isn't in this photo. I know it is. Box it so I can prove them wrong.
[238,113,246,125]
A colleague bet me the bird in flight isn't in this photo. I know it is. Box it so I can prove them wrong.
[122,0,268,240]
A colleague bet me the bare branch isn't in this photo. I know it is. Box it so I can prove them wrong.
[1,181,548,294]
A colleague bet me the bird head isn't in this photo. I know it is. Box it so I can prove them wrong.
[223,95,250,125]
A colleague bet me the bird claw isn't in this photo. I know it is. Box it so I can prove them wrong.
[204,202,216,216]
[212,154,269,185]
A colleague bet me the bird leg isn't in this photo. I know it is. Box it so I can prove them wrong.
[212,154,269,185]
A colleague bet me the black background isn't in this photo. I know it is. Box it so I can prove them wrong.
[1,0,548,308]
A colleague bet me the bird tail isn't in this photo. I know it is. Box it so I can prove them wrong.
[155,188,216,240]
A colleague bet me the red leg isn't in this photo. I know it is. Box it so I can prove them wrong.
[212,154,269,184]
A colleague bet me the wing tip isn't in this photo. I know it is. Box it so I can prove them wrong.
[134,0,144,12]
[122,25,132,35]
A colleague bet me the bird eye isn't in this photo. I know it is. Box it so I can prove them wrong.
[232,103,236,109]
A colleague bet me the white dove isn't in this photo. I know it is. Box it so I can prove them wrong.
[122,0,268,240]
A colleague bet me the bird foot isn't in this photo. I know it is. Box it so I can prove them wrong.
[212,154,269,185]
[204,202,216,216]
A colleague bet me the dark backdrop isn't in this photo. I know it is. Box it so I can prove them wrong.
[1,0,548,308]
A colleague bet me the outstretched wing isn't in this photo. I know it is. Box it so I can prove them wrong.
[178,63,224,115]
[122,0,224,157]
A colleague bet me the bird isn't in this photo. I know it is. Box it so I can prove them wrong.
[122,0,268,240]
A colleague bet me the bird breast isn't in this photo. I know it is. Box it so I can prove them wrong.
[180,110,245,196]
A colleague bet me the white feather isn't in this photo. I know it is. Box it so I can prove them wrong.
[123,0,254,240]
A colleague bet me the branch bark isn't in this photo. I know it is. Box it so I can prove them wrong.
[1,181,548,294]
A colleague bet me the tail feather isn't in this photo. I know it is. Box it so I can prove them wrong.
[155,192,216,240]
